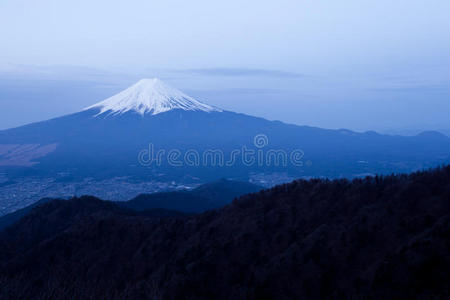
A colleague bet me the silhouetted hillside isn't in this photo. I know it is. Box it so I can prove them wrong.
[122,191,212,212]
[192,178,263,206]
[0,179,260,231]
[123,179,263,212]
[0,167,449,299]
[0,196,188,259]
[0,197,53,231]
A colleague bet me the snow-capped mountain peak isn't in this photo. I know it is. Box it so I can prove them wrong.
[85,78,221,116]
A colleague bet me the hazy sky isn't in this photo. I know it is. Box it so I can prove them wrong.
[1,0,450,134]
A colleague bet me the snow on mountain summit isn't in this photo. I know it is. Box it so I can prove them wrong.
[85,78,221,116]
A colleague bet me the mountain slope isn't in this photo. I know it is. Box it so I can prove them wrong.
[122,191,212,213]
[0,196,188,258]
[1,78,450,217]
[0,78,449,181]
[0,197,53,231]
[191,178,263,206]
[0,166,448,299]
[85,78,220,116]
[122,179,263,212]
[0,179,261,229]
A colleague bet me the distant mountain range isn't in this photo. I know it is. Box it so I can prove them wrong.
[0,166,448,299]
[0,78,449,182]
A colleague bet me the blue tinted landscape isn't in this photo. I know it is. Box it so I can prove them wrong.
[0,1,449,299]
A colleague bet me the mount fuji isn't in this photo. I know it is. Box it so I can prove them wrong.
[0,78,449,183]
[85,78,221,116]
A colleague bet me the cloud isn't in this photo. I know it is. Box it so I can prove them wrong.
[370,84,450,93]
[179,68,304,78]
[186,88,283,97]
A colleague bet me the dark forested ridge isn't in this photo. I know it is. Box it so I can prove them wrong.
[122,179,263,213]
[0,179,262,230]
[0,166,449,299]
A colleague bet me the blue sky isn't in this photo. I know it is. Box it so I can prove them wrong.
[1,0,449,134]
